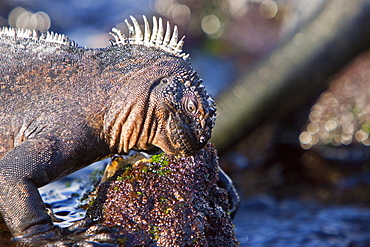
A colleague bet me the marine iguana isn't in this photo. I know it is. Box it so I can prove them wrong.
[0,15,216,244]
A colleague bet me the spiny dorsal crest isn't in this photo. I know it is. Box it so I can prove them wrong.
[0,26,77,47]
[110,15,189,60]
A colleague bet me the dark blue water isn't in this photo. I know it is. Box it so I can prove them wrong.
[234,195,370,247]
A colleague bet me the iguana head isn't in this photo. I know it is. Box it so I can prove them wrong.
[149,64,216,155]
[106,16,216,156]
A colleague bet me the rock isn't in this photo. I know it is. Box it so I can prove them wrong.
[86,144,238,246]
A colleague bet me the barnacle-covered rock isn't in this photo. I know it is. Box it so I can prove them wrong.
[86,144,238,246]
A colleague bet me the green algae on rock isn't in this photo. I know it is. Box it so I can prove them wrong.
[86,144,238,246]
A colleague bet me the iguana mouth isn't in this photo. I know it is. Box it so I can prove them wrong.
[171,122,197,155]
[168,112,209,155]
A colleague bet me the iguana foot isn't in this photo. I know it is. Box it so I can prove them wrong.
[13,225,71,246]
[218,167,241,218]
[13,221,124,246]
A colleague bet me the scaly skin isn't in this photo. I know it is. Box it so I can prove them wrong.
[0,16,216,244]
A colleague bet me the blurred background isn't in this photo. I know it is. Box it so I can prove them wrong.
[1,0,370,246]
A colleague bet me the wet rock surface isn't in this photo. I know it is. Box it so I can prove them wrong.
[85,144,237,246]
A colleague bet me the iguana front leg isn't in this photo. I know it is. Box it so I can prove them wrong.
[0,132,105,243]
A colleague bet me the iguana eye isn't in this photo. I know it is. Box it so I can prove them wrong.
[161,78,168,84]
[185,98,197,114]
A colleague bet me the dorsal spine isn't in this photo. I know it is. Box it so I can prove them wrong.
[109,16,189,60]
[0,26,77,47]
